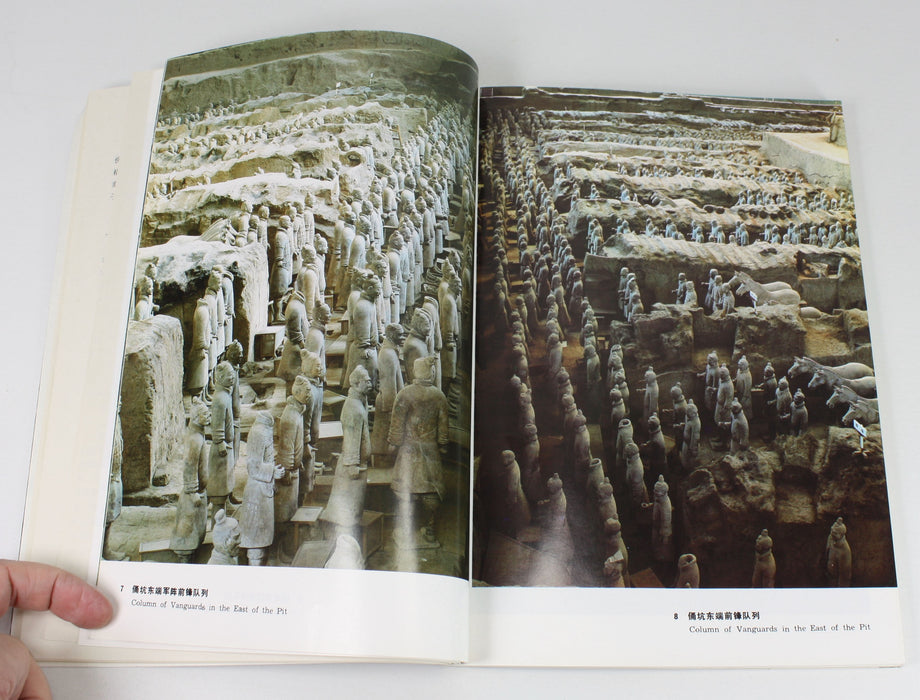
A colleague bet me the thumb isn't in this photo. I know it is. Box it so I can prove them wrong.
[0,634,51,700]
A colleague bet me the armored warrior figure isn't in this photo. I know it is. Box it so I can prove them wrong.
[278,290,309,390]
[752,529,776,588]
[681,400,701,470]
[643,414,667,476]
[519,422,543,504]
[643,366,659,428]
[207,510,241,566]
[389,357,450,550]
[730,399,749,453]
[539,474,574,566]
[776,377,793,434]
[402,309,433,384]
[188,298,210,399]
[760,363,779,440]
[269,226,292,324]
[675,553,700,588]
[715,366,735,448]
[170,400,210,562]
[344,275,381,391]
[790,389,809,436]
[671,383,687,451]
[604,518,629,586]
[826,517,852,587]
[734,356,753,419]
[371,324,405,457]
[651,475,673,562]
[625,442,648,510]
[276,376,310,525]
[207,362,236,519]
[699,351,719,412]
[609,388,627,429]
[238,411,284,566]
[323,366,373,539]
[493,450,531,538]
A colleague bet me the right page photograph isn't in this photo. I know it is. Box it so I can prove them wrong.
[473,86,895,592]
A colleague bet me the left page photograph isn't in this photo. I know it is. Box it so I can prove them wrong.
[17,30,478,664]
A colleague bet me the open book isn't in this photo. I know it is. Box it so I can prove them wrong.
[15,30,903,667]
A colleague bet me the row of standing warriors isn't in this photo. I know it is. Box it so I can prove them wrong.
[583,213,858,254]
[167,217,464,563]
[168,220,467,567]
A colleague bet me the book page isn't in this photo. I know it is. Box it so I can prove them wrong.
[18,30,478,664]
[470,86,902,667]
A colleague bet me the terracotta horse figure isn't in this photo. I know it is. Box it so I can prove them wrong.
[727,271,801,306]
[808,367,877,398]
[788,356,875,381]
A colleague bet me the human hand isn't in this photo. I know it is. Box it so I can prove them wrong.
[0,560,112,699]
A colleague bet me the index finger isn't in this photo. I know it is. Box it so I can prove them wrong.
[0,560,112,629]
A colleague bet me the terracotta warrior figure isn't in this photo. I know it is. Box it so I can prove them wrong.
[539,473,574,565]
[776,376,793,434]
[188,298,210,399]
[571,413,592,491]
[207,509,241,566]
[625,442,648,510]
[604,518,629,586]
[170,399,209,562]
[616,417,634,475]
[297,245,321,318]
[344,275,381,392]
[730,399,749,454]
[389,357,450,549]
[699,351,720,412]
[614,371,630,417]
[324,533,365,571]
[304,301,329,380]
[752,529,776,588]
[643,366,659,428]
[207,361,236,519]
[269,225,292,324]
[609,388,627,429]
[371,323,406,457]
[584,457,606,513]
[402,309,432,384]
[826,517,852,587]
[734,355,753,419]
[224,340,243,463]
[493,450,531,538]
[597,479,618,525]
[643,413,667,476]
[276,375,310,528]
[790,389,809,436]
[133,259,159,321]
[519,422,543,504]
[440,274,461,386]
[278,290,309,390]
[323,366,373,539]
[681,400,701,470]
[651,475,673,562]
[760,363,778,441]
[239,411,284,566]
[671,383,687,452]
[583,344,603,421]
[298,350,322,497]
[220,268,235,348]
[675,553,700,588]
[715,365,735,448]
